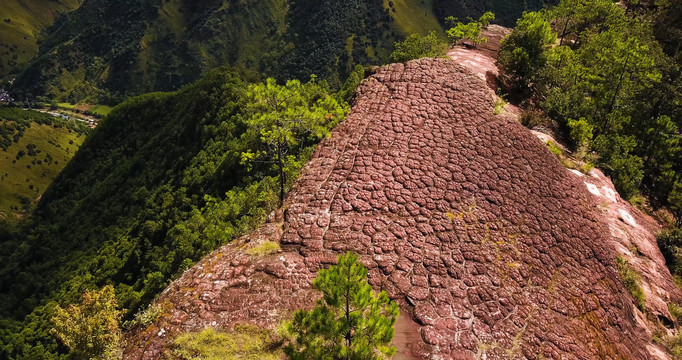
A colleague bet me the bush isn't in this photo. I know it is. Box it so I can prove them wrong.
[50,286,122,360]
[498,11,556,91]
[567,117,593,152]
[391,32,447,63]
[615,256,646,311]
[657,228,682,275]
[446,12,495,47]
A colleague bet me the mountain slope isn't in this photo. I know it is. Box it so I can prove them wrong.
[0,0,81,77]
[124,58,681,359]
[10,0,543,104]
[0,69,290,359]
[0,108,89,220]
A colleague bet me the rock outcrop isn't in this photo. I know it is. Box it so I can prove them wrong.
[124,57,681,359]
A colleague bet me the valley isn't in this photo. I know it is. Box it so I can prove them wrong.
[1,0,682,359]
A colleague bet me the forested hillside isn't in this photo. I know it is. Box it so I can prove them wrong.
[10,0,544,105]
[498,0,682,220]
[0,0,81,77]
[0,68,349,359]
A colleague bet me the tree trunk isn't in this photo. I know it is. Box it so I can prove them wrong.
[601,52,631,133]
[559,14,572,47]
[345,268,352,359]
[278,140,284,207]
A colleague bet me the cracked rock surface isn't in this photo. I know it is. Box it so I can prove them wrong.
[123,58,676,359]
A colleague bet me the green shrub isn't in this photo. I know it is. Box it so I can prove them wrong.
[391,32,447,63]
[497,10,555,91]
[669,303,682,324]
[446,12,496,47]
[657,228,682,276]
[615,256,646,311]
[128,303,163,329]
[664,331,682,359]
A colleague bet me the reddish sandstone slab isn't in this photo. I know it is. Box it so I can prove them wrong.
[124,59,678,360]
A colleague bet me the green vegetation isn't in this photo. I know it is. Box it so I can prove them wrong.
[446,12,495,47]
[498,0,682,206]
[246,241,281,256]
[170,325,283,360]
[615,256,646,312]
[0,68,349,360]
[665,332,682,360]
[11,0,400,104]
[241,76,348,205]
[0,107,88,218]
[8,0,547,104]
[658,228,682,280]
[0,0,81,77]
[50,286,122,360]
[386,0,445,37]
[498,10,556,92]
[432,0,544,28]
[285,252,399,360]
[391,32,448,62]
[669,303,682,324]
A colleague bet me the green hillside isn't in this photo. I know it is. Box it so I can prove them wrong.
[0,68,348,359]
[0,0,81,77]
[0,108,88,220]
[11,0,540,104]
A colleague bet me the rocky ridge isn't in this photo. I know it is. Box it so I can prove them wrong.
[124,56,681,359]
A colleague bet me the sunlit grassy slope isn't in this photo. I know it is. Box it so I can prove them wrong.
[0,112,86,219]
[0,0,81,77]
[386,0,446,38]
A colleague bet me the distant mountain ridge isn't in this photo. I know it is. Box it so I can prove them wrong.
[0,0,82,77]
[10,0,545,104]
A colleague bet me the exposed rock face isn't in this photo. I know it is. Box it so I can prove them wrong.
[124,58,680,359]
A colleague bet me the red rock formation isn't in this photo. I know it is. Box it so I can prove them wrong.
[124,58,680,359]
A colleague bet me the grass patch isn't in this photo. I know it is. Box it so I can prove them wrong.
[56,102,77,110]
[88,104,113,116]
[545,140,579,170]
[670,303,682,323]
[615,256,646,311]
[493,97,506,115]
[246,241,281,256]
[169,325,284,360]
[57,103,113,117]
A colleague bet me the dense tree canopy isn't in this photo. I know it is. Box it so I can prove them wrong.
[390,32,447,63]
[0,69,355,359]
[241,76,348,205]
[499,0,682,203]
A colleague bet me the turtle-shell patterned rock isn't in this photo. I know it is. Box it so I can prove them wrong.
[124,58,679,360]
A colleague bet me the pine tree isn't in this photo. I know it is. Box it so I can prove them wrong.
[241,76,347,206]
[285,252,399,360]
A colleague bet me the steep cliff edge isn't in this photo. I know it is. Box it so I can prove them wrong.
[124,57,681,359]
